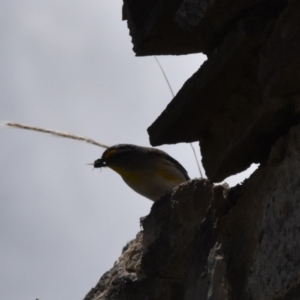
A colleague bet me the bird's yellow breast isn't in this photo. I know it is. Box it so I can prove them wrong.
[155,166,186,184]
[110,164,183,183]
[107,161,187,201]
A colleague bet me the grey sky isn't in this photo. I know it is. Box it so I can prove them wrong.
[0,1,257,299]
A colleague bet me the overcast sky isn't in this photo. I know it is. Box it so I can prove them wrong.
[0,1,257,299]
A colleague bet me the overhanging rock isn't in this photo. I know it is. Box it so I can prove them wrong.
[84,123,300,299]
[122,0,273,56]
[148,0,300,182]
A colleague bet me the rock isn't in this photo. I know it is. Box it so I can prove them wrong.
[122,0,280,56]
[85,124,300,300]
[148,0,300,182]
[83,179,217,299]
[84,0,300,298]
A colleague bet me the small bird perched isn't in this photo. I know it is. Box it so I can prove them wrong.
[93,144,190,201]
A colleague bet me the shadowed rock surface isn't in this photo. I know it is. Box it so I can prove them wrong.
[84,123,300,300]
[83,0,300,298]
[83,180,216,300]
[122,0,281,56]
[148,0,300,182]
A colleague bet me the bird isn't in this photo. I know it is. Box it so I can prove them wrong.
[93,144,190,201]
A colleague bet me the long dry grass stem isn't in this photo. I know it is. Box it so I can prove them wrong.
[5,122,109,149]
[154,57,204,178]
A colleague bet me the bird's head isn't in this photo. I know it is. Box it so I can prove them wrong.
[93,144,138,173]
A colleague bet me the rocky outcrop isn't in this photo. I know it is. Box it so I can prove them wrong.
[84,180,215,300]
[148,0,300,182]
[83,0,300,298]
[84,123,300,300]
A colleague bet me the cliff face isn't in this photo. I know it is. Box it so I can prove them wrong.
[84,124,300,300]
[147,0,300,182]
[84,0,300,299]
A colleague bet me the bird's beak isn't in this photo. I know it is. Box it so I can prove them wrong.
[93,158,106,168]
